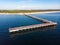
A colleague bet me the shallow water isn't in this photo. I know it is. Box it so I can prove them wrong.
[0,12,60,45]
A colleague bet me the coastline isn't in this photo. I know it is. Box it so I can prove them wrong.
[24,11,60,15]
[0,11,60,15]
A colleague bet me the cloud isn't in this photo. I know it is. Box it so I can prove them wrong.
[0,0,60,10]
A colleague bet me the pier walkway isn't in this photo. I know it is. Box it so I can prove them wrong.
[9,14,57,32]
[24,14,54,23]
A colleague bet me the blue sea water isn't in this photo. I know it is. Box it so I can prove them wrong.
[0,12,60,45]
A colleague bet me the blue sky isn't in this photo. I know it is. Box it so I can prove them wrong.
[0,0,60,10]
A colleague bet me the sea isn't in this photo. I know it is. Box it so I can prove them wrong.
[0,12,60,45]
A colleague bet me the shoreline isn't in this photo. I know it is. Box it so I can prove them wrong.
[24,11,60,15]
[0,11,60,15]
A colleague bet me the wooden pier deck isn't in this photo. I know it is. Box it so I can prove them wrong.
[9,14,57,32]
[24,14,53,23]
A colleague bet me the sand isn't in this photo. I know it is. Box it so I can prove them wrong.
[0,11,60,15]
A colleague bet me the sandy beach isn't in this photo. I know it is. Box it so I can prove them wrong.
[24,11,60,15]
[0,11,60,15]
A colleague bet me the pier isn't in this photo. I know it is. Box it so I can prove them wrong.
[24,14,54,23]
[9,14,57,33]
[10,26,56,38]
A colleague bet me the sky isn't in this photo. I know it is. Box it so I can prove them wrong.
[0,0,60,10]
